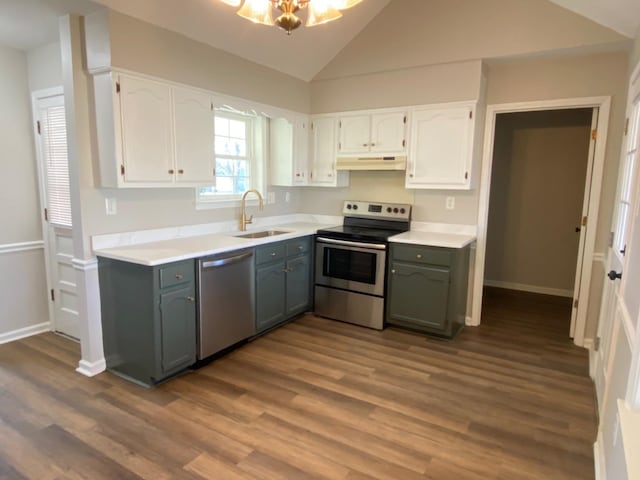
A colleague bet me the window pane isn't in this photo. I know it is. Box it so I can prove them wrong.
[215,177,234,194]
[215,117,229,136]
[230,119,246,139]
[231,139,246,157]
[215,136,230,155]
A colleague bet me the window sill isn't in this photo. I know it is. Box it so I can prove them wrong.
[195,198,261,211]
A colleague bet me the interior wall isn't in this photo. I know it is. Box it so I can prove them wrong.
[485,109,592,295]
[630,29,640,70]
[72,12,310,258]
[316,0,628,80]
[26,41,62,92]
[0,44,49,338]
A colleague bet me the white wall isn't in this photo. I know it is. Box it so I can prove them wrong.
[0,44,49,341]
[26,42,62,92]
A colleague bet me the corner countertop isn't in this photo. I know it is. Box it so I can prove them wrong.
[93,220,339,266]
[389,222,477,249]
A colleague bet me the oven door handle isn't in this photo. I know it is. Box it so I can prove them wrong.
[316,237,387,251]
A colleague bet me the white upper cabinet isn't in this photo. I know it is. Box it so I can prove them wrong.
[94,71,217,188]
[118,74,175,184]
[406,103,477,190]
[338,110,407,157]
[310,115,349,187]
[270,113,309,187]
[173,86,215,184]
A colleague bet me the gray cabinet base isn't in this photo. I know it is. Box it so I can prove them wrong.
[314,286,384,330]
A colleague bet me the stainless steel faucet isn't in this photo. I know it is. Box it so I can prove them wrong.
[240,189,264,231]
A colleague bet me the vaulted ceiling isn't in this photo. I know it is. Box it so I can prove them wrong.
[0,0,638,81]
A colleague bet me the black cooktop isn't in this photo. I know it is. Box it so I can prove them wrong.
[317,223,409,243]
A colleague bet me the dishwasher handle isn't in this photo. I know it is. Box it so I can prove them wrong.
[201,251,253,269]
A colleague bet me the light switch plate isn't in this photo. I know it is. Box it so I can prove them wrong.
[105,197,117,215]
[446,196,455,210]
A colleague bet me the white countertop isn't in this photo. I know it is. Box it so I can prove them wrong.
[92,216,478,266]
[389,231,476,249]
[93,222,337,266]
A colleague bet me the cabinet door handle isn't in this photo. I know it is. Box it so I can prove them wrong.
[270,252,277,257]
[178,169,184,174]
[298,246,303,251]
[416,254,422,259]
[391,269,396,274]
[371,143,376,147]
[409,174,414,178]
[186,296,195,302]
[175,274,183,280]
[168,169,175,174]
[362,143,369,147]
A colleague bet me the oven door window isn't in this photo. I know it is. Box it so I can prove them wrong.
[323,247,377,285]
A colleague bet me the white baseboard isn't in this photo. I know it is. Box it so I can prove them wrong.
[76,358,106,377]
[594,431,606,480]
[483,279,573,298]
[0,322,51,344]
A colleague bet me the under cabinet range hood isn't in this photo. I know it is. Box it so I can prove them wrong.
[335,156,407,171]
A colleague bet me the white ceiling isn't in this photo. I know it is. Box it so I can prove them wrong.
[0,0,100,50]
[0,0,638,80]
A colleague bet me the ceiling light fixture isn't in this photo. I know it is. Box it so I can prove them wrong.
[220,0,363,35]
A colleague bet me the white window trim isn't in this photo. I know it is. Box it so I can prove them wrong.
[196,109,267,209]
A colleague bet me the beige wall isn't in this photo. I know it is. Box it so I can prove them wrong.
[316,0,628,80]
[26,42,62,92]
[630,29,640,70]
[487,52,629,253]
[0,44,49,337]
[0,45,42,244]
[485,109,592,293]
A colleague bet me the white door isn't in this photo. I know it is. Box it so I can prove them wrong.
[370,111,406,155]
[338,114,370,155]
[407,105,473,188]
[33,90,80,339]
[570,108,599,338]
[173,86,215,184]
[118,74,175,183]
[310,116,338,185]
[593,67,640,409]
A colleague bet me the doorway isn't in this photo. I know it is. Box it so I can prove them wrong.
[471,97,611,348]
[484,109,594,316]
[32,87,79,340]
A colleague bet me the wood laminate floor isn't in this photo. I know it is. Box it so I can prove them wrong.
[0,288,596,479]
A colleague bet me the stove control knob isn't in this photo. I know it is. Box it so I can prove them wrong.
[400,208,406,214]
[393,208,399,213]
[353,204,358,210]
[387,207,392,213]
[346,204,352,210]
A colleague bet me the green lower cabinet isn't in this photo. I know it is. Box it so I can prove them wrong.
[386,243,470,338]
[256,262,287,332]
[98,257,196,386]
[255,236,312,334]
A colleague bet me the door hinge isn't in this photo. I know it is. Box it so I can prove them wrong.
[402,139,406,147]
[310,122,314,130]
[464,171,469,180]
[120,165,125,176]
[403,115,407,124]
[36,120,41,135]
[573,299,579,309]
[211,102,214,111]
[50,289,55,302]
[582,215,588,227]
[609,231,615,248]
[116,81,120,94]
[213,168,216,177]
[624,117,629,136]
[469,110,473,120]
[338,120,342,128]
[594,336,601,351]
[591,129,597,140]
[44,208,48,221]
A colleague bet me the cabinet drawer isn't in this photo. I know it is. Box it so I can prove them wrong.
[159,261,194,289]
[286,237,311,257]
[391,244,451,267]
[256,242,286,265]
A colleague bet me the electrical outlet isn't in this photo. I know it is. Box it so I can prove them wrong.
[285,191,291,203]
[446,196,455,210]
[105,197,117,215]
[267,192,276,204]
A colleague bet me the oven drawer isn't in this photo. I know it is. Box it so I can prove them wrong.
[390,244,451,267]
[256,242,287,265]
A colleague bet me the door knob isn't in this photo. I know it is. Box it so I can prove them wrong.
[575,227,581,233]
[608,270,622,281]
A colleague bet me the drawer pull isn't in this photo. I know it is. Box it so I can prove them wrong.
[186,296,195,302]
[416,254,422,259]
[175,274,183,280]
[298,246,303,250]
[270,252,277,257]
[391,269,396,274]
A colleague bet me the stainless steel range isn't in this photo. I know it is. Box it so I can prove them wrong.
[314,200,411,330]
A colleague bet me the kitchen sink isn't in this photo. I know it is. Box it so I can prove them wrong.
[233,230,290,239]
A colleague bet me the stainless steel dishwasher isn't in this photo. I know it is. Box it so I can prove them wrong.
[196,248,255,360]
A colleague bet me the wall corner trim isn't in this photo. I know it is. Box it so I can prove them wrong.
[72,257,98,271]
[76,358,106,377]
